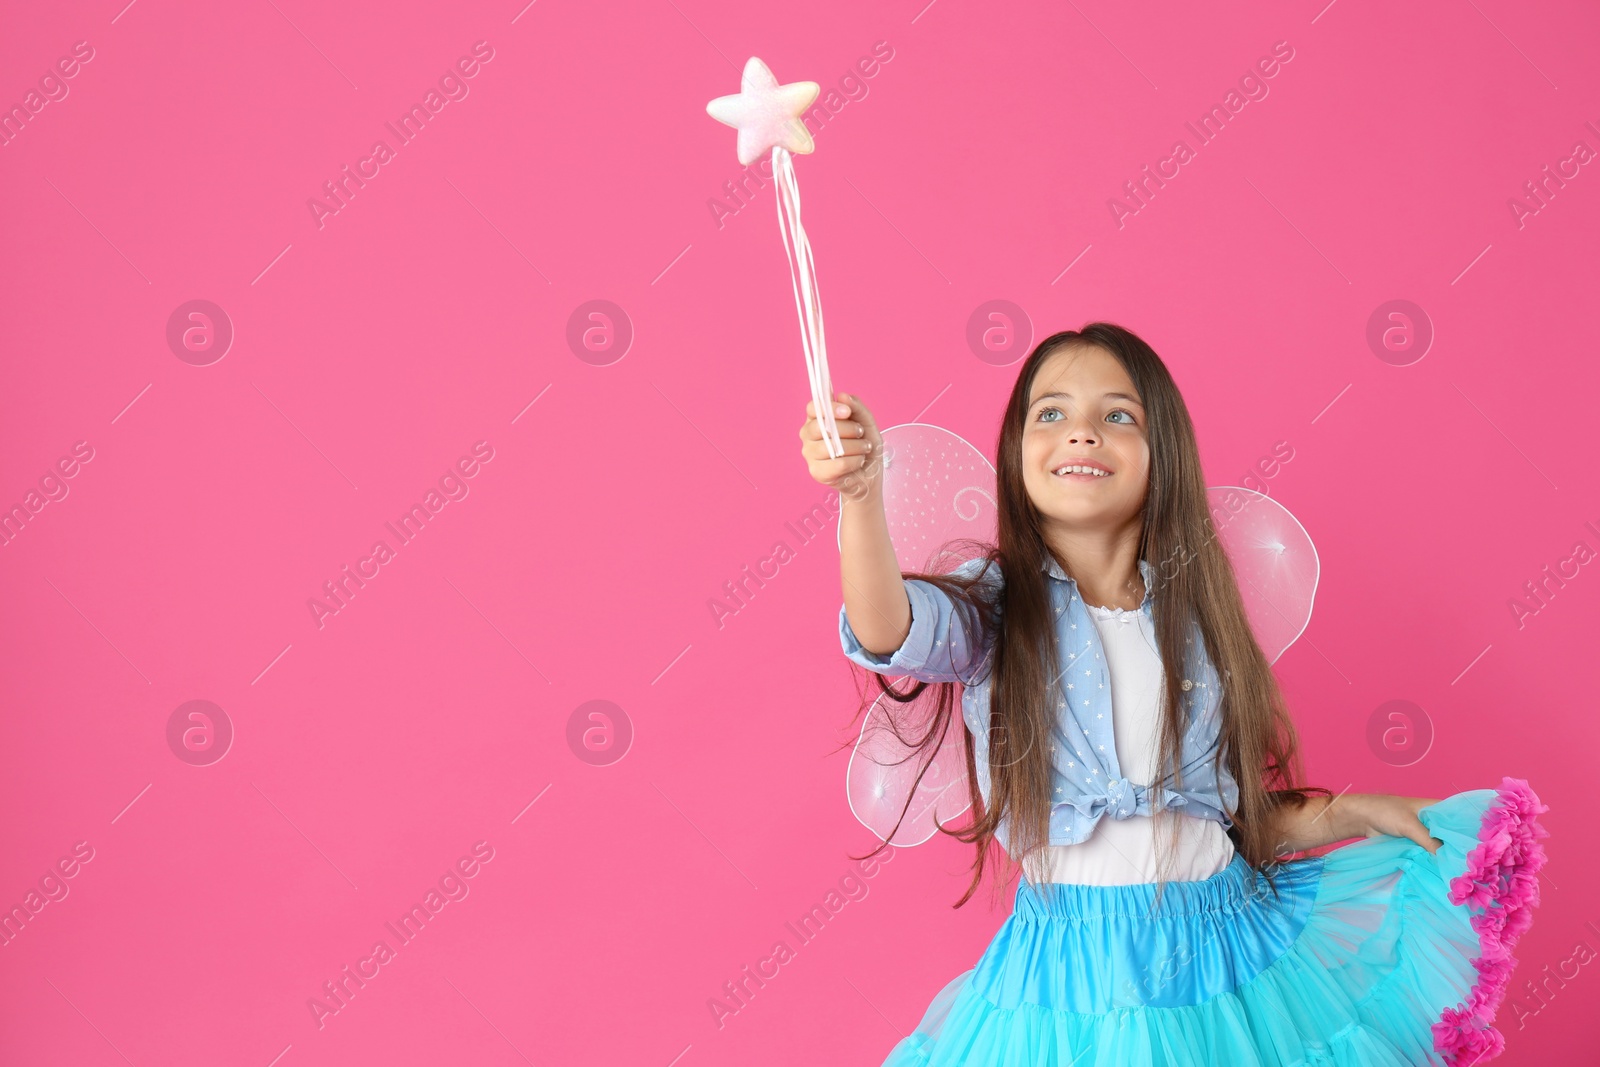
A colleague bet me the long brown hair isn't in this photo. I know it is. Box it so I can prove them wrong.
[839,322,1328,908]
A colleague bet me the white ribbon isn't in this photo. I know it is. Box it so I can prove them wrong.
[772,145,843,459]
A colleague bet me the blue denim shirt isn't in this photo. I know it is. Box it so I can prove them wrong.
[839,554,1239,851]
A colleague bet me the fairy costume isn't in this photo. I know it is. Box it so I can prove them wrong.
[840,554,1549,1065]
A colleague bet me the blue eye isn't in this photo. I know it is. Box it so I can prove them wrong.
[1035,406,1137,425]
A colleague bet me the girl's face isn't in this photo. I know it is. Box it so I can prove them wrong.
[1020,345,1150,534]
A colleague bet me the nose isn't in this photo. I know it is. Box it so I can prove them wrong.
[1061,407,1099,443]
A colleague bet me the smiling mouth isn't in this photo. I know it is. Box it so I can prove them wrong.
[1052,465,1112,480]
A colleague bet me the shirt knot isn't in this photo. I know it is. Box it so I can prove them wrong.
[1104,775,1137,819]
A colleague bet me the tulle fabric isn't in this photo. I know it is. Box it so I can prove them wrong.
[880,778,1548,1067]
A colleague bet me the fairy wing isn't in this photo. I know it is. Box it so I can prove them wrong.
[841,427,1320,846]
[1205,485,1320,667]
[841,423,997,846]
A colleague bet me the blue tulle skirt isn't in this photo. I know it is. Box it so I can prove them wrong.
[881,778,1548,1066]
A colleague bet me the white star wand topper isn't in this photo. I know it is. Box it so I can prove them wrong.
[707,57,845,459]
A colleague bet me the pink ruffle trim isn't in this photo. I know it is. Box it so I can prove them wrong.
[1431,776,1550,1066]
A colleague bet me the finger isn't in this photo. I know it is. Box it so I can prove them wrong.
[802,418,863,442]
[829,452,879,477]
[811,457,876,487]
[1406,819,1442,854]
[803,436,872,461]
[806,450,875,478]
[838,393,875,428]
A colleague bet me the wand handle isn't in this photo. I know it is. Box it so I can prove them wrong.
[773,146,843,459]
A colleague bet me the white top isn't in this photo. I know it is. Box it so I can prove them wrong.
[1024,601,1236,886]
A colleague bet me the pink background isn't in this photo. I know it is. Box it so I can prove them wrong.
[2,0,1595,1064]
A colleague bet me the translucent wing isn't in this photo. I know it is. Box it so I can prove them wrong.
[845,699,972,846]
[1208,486,1320,667]
[840,423,997,846]
[853,422,1000,574]
[841,428,1322,847]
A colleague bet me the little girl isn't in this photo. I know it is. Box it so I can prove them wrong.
[801,323,1548,1066]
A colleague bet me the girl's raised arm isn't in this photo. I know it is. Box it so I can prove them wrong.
[799,392,907,657]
